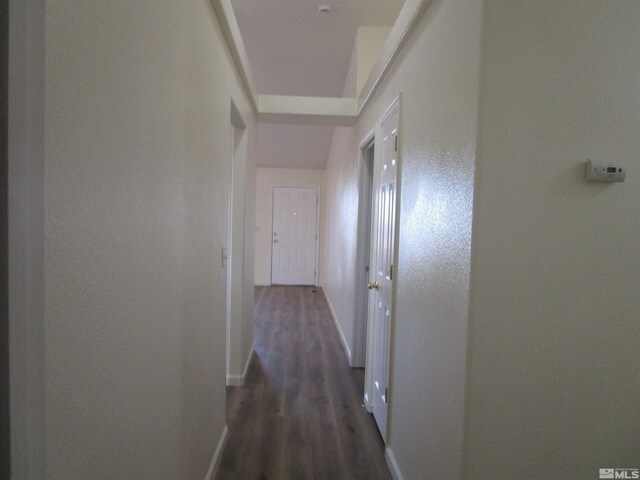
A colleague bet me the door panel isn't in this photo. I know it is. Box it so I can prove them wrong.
[272,187,318,285]
[369,102,399,443]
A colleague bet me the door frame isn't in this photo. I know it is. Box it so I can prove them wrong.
[363,96,402,435]
[226,98,248,385]
[352,130,376,368]
[270,185,320,287]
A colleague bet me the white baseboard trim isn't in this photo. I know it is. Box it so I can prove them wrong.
[385,448,404,480]
[205,425,228,480]
[321,287,353,364]
[363,393,373,413]
[226,341,256,386]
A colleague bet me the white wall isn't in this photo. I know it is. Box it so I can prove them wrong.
[360,1,482,477]
[355,26,392,97]
[321,23,390,367]
[464,1,640,478]
[322,125,359,364]
[340,26,393,100]
[41,1,256,478]
[254,167,325,286]
[323,1,482,478]
[330,1,640,478]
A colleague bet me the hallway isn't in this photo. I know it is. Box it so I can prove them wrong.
[216,286,392,480]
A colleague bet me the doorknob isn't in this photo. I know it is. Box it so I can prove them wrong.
[367,281,379,290]
[273,239,279,244]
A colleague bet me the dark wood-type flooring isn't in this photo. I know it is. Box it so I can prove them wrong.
[216,286,392,480]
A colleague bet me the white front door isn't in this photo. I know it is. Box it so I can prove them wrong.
[368,101,399,442]
[271,187,318,285]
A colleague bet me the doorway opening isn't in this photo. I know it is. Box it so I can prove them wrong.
[226,99,251,386]
[353,136,375,368]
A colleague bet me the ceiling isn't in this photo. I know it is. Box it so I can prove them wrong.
[230,0,404,169]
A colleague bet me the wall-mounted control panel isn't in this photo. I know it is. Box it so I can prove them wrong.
[585,159,626,183]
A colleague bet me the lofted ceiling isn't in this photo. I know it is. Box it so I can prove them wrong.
[230,0,404,169]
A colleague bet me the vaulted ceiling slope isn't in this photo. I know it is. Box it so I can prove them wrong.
[230,0,405,98]
[229,0,404,169]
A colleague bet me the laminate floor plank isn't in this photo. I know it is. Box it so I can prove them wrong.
[215,286,392,480]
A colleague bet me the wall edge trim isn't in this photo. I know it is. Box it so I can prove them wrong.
[205,425,228,480]
[385,448,405,480]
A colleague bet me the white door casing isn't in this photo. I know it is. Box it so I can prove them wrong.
[352,137,375,369]
[227,100,248,384]
[366,98,400,443]
[271,187,318,285]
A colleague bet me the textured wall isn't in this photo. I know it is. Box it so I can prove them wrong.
[321,22,382,367]
[323,0,483,477]
[464,1,640,478]
[360,1,481,477]
[355,26,392,97]
[322,125,359,363]
[43,1,255,478]
[254,167,326,286]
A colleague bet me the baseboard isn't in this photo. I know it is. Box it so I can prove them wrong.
[321,287,353,364]
[205,425,228,480]
[363,393,373,413]
[385,448,404,480]
[226,341,255,386]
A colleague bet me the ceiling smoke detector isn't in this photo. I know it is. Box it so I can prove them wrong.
[318,4,333,14]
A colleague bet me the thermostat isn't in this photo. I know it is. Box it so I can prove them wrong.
[585,159,625,183]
